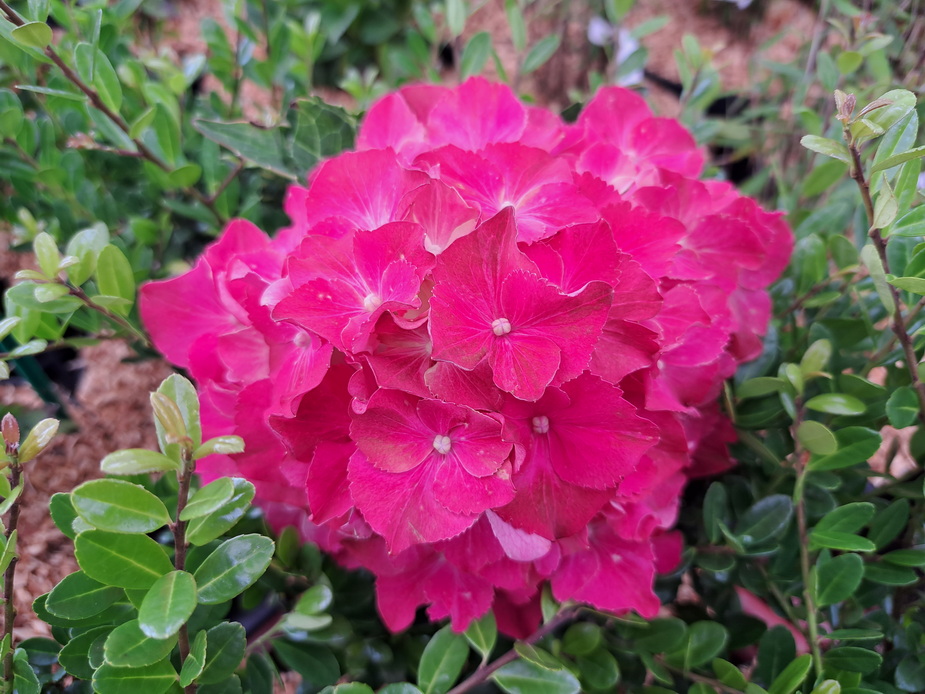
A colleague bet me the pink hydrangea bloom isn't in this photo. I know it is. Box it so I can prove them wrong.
[141,78,791,634]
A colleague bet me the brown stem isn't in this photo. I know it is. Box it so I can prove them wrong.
[0,0,226,226]
[173,446,195,694]
[848,138,925,424]
[446,607,580,694]
[66,284,152,348]
[206,160,244,204]
[655,656,745,694]
[2,459,21,687]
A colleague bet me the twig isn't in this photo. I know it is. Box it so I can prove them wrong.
[207,159,244,204]
[173,446,196,694]
[66,284,152,348]
[847,137,925,424]
[655,656,745,694]
[445,606,581,694]
[0,0,226,226]
[1,459,20,688]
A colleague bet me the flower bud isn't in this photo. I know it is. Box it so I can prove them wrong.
[150,392,188,444]
[18,418,59,463]
[2,413,20,457]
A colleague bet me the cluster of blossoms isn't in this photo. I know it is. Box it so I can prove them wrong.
[141,78,791,635]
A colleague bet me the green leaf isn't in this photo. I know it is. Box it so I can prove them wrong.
[881,549,925,567]
[809,530,875,552]
[59,626,111,679]
[45,570,124,619]
[193,118,293,179]
[199,622,246,684]
[514,643,564,670]
[630,618,687,653]
[562,622,602,657]
[492,659,581,694]
[193,534,274,604]
[506,0,526,51]
[93,49,122,112]
[815,502,876,534]
[460,32,491,79]
[72,479,171,533]
[823,647,882,674]
[75,529,173,589]
[288,98,356,176]
[836,50,862,74]
[139,571,198,639]
[801,135,851,164]
[64,223,109,286]
[863,562,918,585]
[868,499,909,549]
[12,649,39,694]
[737,377,786,399]
[0,89,24,137]
[888,275,925,293]
[155,374,202,453]
[860,244,896,314]
[185,478,254,546]
[522,35,561,74]
[805,393,866,416]
[295,583,333,615]
[33,232,60,278]
[768,654,812,694]
[576,648,620,690]
[816,553,864,606]
[464,611,497,661]
[800,339,832,375]
[418,625,469,694]
[49,492,79,540]
[713,659,749,690]
[11,21,53,49]
[104,619,177,667]
[891,206,925,238]
[92,658,177,694]
[865,89,917,134]
[95,245,135,315]
[797,421,838,455]
[873,176,897,229]
[167,163,202,188]
[193,436,245,459]
[703,482,728,544]
[735,495,793,547]
[379,686,423,694]
[100,449,181,475]
[808,427,881,471]
[664,621,728,669]
[446,0,466,37]
[180,478,235,521]
[870,144,925,173]
[886,386,920,428]
[271,639,339,689]
[179,630,207,687]
[18,417,58,462]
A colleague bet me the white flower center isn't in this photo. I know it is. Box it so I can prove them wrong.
[491,317,512,336]
[363,293,382,312]
[532,416,550,434]
[432,434,452,455]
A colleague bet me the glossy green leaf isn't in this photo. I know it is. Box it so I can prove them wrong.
[863,562,918,585]
[492,659,581,694]
[45,570,124,619]
[800,339,832,375]
[797,420,838,455]
[522,34,561,74]
[801,135,851,164]
[891,206,925,238]
[75,530,173,589]
[139,571,197,639]
[100,449,181,475]
[296,583,333,615]
[93,49,122,112]
[33,232,60,278]
[713,659,749,690]
[11,21,53,49]
[514,643,563,670]
[815,502,876,534]
[104,619,177,667]
[664,621,728,669]
[193,118,293,179]
[95,245,135,314]
[816,553,864,606]
[155,374,202,453]
[64,224,109,286]
[860,244,896,313]
[92,657,177,694]
[288,98,356,176]
[873,177,897,229]
[185,478,254,546]
[193,534,274,604]
[179,630,207,687]
[12,649,39,694]
[49,492,79,540]
[193,436,245,460]
[881,549,925,567]
[199,622,245,685]
[737,377,786,400]
[768,654,812,694]
[868,499,910,549]
[379,686,423,694]
[418,625,469,694]
[808,427,881,471]
[59,626,111,679]
[72,479,171,533]
[804,393,866,416]
[464,611,496,661]
[886,386,920,428]
[179,478,235,521]
[870,144,925,174]
[865,89,917,134]
[562,622,601,657]
[735,495,793,547]
[823,647,882,674]
[18,418,58,462]
[810,529,875,552]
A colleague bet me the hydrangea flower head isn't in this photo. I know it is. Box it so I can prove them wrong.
[141,78,791,635]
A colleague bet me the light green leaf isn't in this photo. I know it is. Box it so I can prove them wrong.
[418,626,469,694]
[179,478,235,521]
[873,177,897,230]
[92,658,177,694]
[522,35,561,75]
[891,206,925,238]
[464,611,497,661]
[185,477,254,545]
[295,583,333,615]
[800,339,832,376]
[888,275,925,294]
[562,622,601,657]
[93,49,122,112]
[823,646,882,674]
[95,245,135,315]
[179,630,207,687]
[100,449,181,475]
[808,427,881,471]
[139,571,198,639]
[33,232,60,278]
[492,659,581,694]
[809,530,876,552]
[193,435,244,459]
[870,144,925,174]
[713,659,748,690]
[460,32,491,80]
[800,135,851,164]
[18,418,58,462]
[804,393,866,416]
[11,21,53,49]
[155,374,202,454]
[865,89,917,134]
[446,0,466,37]
[815,502,875,534]
[72,479,171,533]
[193,534,274,604]
[768,654,812,694]
[797,421,838,455]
